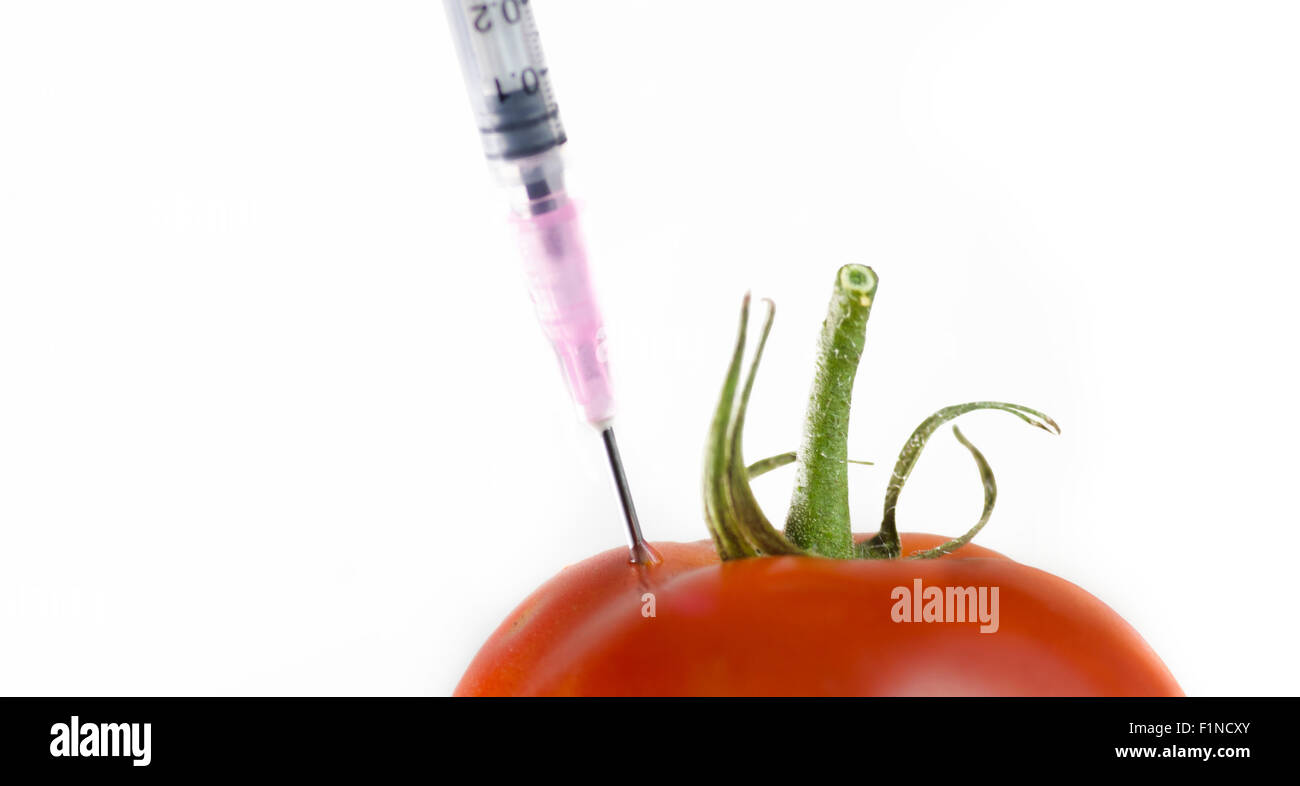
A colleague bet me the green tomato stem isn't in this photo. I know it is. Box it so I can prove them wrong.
[784,265,878,558]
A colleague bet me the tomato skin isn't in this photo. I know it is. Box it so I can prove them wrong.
[457,534,1007,696]
[457,534,1179,696]
[454,540,719,697]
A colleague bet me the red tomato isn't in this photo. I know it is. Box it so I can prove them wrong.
[454,540,717,697]
[456,533,1177,696]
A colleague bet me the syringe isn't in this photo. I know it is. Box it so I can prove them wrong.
[441,0,654,564]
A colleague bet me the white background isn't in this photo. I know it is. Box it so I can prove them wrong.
[2,1,1297,696]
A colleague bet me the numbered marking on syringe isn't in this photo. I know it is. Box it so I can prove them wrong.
[494,67,547,103]
[469,0,529,33]
[469,2,545,96]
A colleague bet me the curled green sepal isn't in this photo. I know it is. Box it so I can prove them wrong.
[746,452,797,478]
[703,295,759,559]
[724,299,805,556]
[857,401,1060,559]
[905,426,994,559]
[704,296,805,560]
[746,454,872,479]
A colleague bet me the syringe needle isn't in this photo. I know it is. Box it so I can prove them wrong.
[444,1,654,559]
[599,426,656,565]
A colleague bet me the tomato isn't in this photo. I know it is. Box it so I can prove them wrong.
[453,533,1177,697]
[457,268,1181,696]
[454,540,717,697]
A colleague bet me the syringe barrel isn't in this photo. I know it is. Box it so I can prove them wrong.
[442,0,566,164]
[512,197,614,427]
